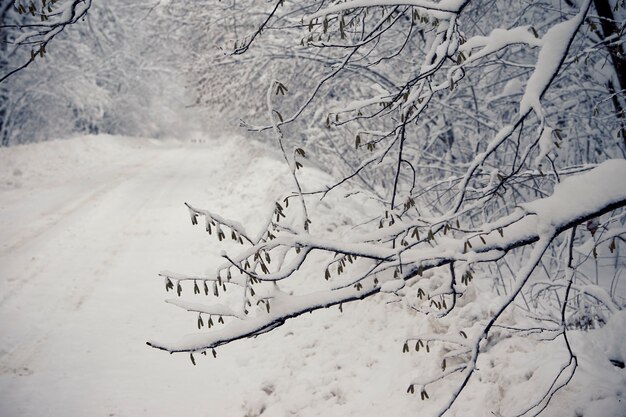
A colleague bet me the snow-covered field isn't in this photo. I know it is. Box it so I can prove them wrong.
[0,135,624,417]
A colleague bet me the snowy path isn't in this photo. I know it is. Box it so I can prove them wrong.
[0,137,255,416]
[0,136,410,417]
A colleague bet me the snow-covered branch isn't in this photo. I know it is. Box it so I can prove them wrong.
[149,0,626,414]
[149,160,626,355]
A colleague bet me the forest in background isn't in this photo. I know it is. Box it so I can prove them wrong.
[1,1,626,416]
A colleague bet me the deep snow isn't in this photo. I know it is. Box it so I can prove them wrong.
[0,135,624,417]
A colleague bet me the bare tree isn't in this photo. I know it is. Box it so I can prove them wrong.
[0,0,92,84]
[150,1,626,414]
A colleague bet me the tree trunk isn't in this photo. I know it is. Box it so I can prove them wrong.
[593,0,626,92]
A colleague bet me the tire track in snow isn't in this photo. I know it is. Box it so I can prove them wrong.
[0,154,162,307]
[0,145,196,375]
[0,158,161,259]
[68,148,193,311]
[0,139,248,387]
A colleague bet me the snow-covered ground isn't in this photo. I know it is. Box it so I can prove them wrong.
[0,135,624,417]
[0,134,412,417]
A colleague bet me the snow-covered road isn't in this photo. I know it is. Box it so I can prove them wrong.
[0,136,261,416]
